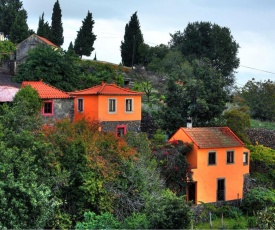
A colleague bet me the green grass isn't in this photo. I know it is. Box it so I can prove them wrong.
[194,216,248,229]
[250,119,275,130]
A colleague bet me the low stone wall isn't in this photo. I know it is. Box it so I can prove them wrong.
[101,120,141,133]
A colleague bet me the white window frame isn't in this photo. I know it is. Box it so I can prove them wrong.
[125,98,133,113]
[243,152,248,165]
[108,98,117,113]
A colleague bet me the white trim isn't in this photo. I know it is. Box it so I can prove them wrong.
[108,98,117,114]
[125,98,134,113]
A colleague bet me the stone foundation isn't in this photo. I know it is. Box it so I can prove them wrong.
[100,120,141,134]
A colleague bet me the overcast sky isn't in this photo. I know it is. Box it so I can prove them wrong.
[22,0,275,87]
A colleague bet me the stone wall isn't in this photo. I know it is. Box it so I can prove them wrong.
[100,120,141,134]
[42,98,74,123]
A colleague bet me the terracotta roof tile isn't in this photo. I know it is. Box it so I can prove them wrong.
[21,81,71,99]
[180,127,244,148]
[0,85,19,102]
[69,82,144,96]
[36,35,58,48]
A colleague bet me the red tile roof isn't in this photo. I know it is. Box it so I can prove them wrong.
[36,35,58,48]
[21,81,71,99]
[179,127,244,148]
[69,82,144,96]
[0,85,19,102]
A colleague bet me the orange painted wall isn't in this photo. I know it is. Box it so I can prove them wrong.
[73,94,142,122]
[169,128,250,204]
[73,95,99,121]
[193,147,249,203]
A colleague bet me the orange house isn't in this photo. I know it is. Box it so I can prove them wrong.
[69,82,143,136]
[169,127,250,204]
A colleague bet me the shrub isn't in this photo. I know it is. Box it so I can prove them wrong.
[145,190,192,229]
[122,213,149,229]
[241,187,275,215]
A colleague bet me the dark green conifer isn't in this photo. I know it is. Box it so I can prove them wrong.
[74,11,96,57]
[51,0,63,46]
[120,11,144,67]
[9,9,29,43]
[37,12,52,40]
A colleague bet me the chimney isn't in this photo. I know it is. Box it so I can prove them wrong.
[186,117,192,128]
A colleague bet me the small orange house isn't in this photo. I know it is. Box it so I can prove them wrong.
[169,127,250,204]
[69,82,143,136]
[21,81,74,123]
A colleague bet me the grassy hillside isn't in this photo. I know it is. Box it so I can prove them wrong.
[250,119,275,130]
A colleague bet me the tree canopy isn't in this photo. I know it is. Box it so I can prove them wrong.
[9,8,29,43]
[74,11,96,57]
[121,11,144,67]
[169,21,240,85]
[0,0,23,38]
[37,12,52,40]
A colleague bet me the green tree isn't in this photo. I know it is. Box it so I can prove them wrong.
[14,44,81,91]
[158,58,229,134]
[74,11,96,57]
[0,0,23,38]
[0,86,59,229]
[224,108,251,143]
[37,12,52,40]
[50,0,63,46]
[9,9,29,43]
[170,21,240,85]
[145,189,192,229]
[120,11,144,67]
[241,79,275,121]
[0,40,16,62]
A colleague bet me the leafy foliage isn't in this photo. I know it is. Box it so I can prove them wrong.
[169,21,240,83]
[144,189,192,229]
[224,108,251,143]
[240,187,275,215]
[0,0,23,38]
[121,11,144,66]
[74,11,96,57]
[153,139,193,196]
[247,144,275,187]
[256,207,275,229]
[9,9,29,43]
[241,79,275,121]
[14,44,81,91]
[0,40,16,62]
[0,86,59,229]
[37,12,52,40]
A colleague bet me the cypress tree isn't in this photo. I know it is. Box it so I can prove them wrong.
[51,0,63,46]
[120,11,144,67]
[74,11,96,58]
[9,9,29,43]
[37,12,52,40]
[68,41,74,51]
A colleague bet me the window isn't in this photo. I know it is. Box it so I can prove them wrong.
[43,100,54,116]
[208,152,216,165]
[78,98,84,112]
[109,99,116,113]
[243,152,248,165]
[125,99,133,112]
[227,151,234,164]
[116,125,126,137]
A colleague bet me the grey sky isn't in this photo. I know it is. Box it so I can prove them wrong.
[22,0,275,87]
